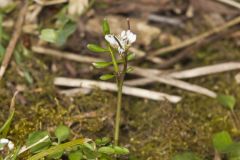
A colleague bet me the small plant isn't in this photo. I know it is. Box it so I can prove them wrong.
[1,123,129,160]
[217,94,240,131]
[39,7,77,46]
[0,92,129,160]
[87,18,136,145]
[212,130,240,159]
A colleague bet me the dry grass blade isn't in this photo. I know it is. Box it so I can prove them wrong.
[0,2,28,80]
[215,0,240,9]
[54,77,182,103]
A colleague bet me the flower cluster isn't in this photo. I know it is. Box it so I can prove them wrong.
[105,30,136,54]
[0,138,14,151]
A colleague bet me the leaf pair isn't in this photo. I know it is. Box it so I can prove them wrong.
[40,21,77,46]
[26,124,70,158]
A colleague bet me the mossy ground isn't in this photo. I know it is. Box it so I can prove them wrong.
[0,39,240,160]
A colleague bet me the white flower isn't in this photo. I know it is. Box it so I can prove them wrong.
[0,138,14,151]
[105,30,136,54]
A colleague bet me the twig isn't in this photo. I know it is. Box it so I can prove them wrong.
[149,16,240,57]
[0,2,28,80]
[59,88,92,96]
[169,62,240,79]
[148,14,184,28]
[215,0,240,9]
[125,78,154,86]
[34,0,68,6]
[54,77,182,103]
[32,46,103,63]
[33,46,216,97]
[127,62,240,86]
[155,26,239,68]
[133,68,217,98]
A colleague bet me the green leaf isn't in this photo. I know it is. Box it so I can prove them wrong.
[172,152,202,160]
[47,150,64,159]
[0,108,14,137]
[82,143,98,159]
[224,142,240,160]
[217,94,236,111]
[127,53,135,61]
[55,125,70,143]
[98,146,115,155]
[23,70,33,85]
[83,142,94,151]
[68,151,83,160]
[92,61,112,68]
[213,131,233,153]
[39,29,57,43]
[102,18,110,35]
[55,21,77,46]
[99,74,115,80]
[113,146,129,155]
[26,131,51,153]
[40,21,77,46]
[87,44,108,53]
[95,137,110,146]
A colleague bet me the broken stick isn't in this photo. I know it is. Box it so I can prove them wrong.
[0,2,28,80]
[54,77,182,103]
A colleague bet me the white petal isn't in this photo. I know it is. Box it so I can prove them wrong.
[0,138,9,144]
[120,30,126,38]
[118,47,125,54]
[105,35,119,48]
[129,34,136,44]
[8,141,14,150]
[126,30,136,44]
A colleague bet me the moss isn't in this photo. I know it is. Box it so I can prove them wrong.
[0,39,240,160]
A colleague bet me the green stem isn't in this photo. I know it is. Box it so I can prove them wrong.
[108,46,119,72]
[114,79,123,145]
[114,53,128,146]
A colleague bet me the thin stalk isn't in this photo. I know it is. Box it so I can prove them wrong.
[114,53,128,146]
[114,80,123,145]
[108,46,119,72]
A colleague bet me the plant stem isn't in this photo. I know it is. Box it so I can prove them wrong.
[114,79,123,145]
[114,53,128,146]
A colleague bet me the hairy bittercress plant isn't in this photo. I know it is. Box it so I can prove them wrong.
[87,18,136,145]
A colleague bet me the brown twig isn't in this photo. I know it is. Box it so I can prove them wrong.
[149,16,240,58]
[0,2,28,80]
[32,46,104,63]
[156,26,239,69]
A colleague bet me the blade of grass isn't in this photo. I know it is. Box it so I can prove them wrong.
[28,138,89,160]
